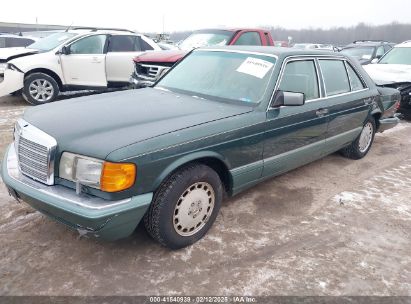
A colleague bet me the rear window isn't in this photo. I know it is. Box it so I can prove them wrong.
[108,35,140,52]
[319,60,350,96]
[234,32,262,46]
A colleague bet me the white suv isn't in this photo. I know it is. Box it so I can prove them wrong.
[0,28,160,104]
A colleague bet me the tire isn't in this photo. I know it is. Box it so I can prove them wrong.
[144,163,223,249]
[341,117,376,160]
[22,73,60,105]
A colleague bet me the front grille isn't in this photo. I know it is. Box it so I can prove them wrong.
[14,119,57,185]
[136,63,171,82]
[18,136,49,183]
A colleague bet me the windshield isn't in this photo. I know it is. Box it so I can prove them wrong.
[28,32,77,51]
[340,47,374,60]
[379,47,411,65]
[156,50,276,104]
[178,30,233,50]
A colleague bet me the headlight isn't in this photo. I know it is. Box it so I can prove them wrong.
[59,152,136,192]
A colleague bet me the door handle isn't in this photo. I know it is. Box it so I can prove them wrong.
[316,108,329,117]
[91,56,101,63]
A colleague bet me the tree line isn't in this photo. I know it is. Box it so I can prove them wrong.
[165,22,411,46]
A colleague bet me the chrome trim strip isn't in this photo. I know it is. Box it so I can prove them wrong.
[6,144,132,210]
[267,55,371,111]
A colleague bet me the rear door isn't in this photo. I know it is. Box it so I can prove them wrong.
[317,58,373,154]
[105,35,147,82]
[262,57,328,178]
[60,34,108,87]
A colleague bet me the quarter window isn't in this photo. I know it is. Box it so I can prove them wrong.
[234,32,262,46]
[346,63,365,91]
[139,37,154,51]
[278,60,319,101]
[319,60,350,96]
[108,35,140,52]
[69,35,107,54]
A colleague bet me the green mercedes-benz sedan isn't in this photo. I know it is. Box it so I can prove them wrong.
[1,46,400,249]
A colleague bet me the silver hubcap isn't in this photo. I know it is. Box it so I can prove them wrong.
[173,182,215,236]
[29,79,54,102]
[358,122,374,153]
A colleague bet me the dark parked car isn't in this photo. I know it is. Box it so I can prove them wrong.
[1,47,400,249]
[340,40,395,65]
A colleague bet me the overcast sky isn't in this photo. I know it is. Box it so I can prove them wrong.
[2,0,411,33]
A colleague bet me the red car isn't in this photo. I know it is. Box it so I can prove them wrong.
[130,28,275,87]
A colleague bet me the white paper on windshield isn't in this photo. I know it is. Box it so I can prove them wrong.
[236,57,274,79]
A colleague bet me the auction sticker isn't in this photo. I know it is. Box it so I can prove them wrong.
[236,57,274,78]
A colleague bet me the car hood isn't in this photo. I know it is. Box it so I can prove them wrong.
[364,64,411,85]
[133,50,188,64]
[23,88,253,160]
[0,47,38,61]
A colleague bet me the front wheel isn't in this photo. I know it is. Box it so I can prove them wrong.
[22,73,60,105]
[341,117,376,159]
[144,164,223,249]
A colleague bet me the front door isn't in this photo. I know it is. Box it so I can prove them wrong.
[60,34,107,87]
[262,58,328,178]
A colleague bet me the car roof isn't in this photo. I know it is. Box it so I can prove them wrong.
[198,45,341,57]
[344,41,392,48]
[66,28,139,36]
[396,41,411,48]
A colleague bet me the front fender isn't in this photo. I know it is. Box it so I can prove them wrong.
[152,150,232,190]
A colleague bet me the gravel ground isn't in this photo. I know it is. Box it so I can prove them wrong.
[0,94,410,296]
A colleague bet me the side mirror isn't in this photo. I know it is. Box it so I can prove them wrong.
[60,46,70,55]
[371,58,379,64]
[271,90,305,108]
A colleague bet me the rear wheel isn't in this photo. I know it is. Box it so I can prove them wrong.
[144,164,223,249]
[22,73,59,105]
[341,117,376,159]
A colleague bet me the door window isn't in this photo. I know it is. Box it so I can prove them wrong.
[234,32,262,46]
[69,35,107,54]
[346,63,365,91]
[278,60,319,100]
[319,60,350,96]
[108,35,140,52]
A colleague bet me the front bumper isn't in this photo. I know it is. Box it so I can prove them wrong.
[0,68,24,97]
[129,72,154,88]
[1,144,153,241]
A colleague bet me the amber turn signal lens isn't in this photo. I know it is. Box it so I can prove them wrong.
[100,162,136,192]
